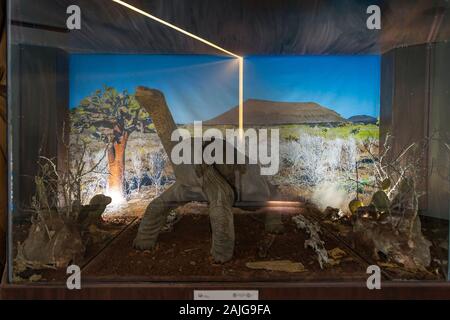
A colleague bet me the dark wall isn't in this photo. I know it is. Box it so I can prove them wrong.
[380,45,429,211]
[428,42,450,220]
[10,45,69,219]
[380,43,450,219]
[0,0,6,275]
[379,50,395,151]
[9,0,450,55]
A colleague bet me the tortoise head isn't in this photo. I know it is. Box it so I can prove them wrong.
[135,86,166,115]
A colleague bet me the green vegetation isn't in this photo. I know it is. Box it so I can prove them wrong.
[181,123,378,142]
[72,86,152,134]
[278,123,379,141]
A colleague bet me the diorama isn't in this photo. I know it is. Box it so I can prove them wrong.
[3,0,450,294]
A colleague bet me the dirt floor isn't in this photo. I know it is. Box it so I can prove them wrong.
[10,202,448,284]
[82,212,369,282]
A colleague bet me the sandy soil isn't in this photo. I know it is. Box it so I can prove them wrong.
[11,201,447,283]
[82,211,369,282]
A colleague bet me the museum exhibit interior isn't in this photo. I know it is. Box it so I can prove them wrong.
[0,0,449,298]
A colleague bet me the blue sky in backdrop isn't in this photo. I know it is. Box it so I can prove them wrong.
[70,54,380,123]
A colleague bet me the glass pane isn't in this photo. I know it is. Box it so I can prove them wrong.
[7,0,450,285]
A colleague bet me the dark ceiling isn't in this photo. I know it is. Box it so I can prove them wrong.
[10,0,450,55]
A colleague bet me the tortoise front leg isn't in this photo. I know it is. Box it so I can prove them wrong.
[133,183,186,250]
[201,165,235,263]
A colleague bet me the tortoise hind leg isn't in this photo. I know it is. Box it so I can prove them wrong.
[133,183,187,250]
[201,165,235,263]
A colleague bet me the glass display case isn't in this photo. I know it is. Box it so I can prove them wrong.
[4,0,449,292]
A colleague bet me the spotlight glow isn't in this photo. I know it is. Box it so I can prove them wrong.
[111,0,244,134]
[106,190,127,208]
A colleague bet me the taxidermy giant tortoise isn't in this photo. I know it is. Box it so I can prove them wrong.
[133,86,284,263]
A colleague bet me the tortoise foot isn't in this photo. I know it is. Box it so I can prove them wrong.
[133,236,157,251]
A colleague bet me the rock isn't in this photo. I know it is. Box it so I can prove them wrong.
[323,206,339,219]
[380,178,391,191]
[324,206,347,221]
[353,207,431,270]
[19,194,111,270]
[21,214,85,268]
[349,199,364,215]
[353,177,432,270]
[355,205,379,220]
[245,260,306,273]
[371,190,390,212]
[328,247,347,260]
[28,274,43,282]
[327,258,340,266]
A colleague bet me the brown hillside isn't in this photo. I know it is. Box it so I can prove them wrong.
[204,99,346,125]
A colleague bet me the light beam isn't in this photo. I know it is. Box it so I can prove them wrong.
[111,0,244,134]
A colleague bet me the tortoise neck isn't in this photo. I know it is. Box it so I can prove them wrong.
[135,89,178,162]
